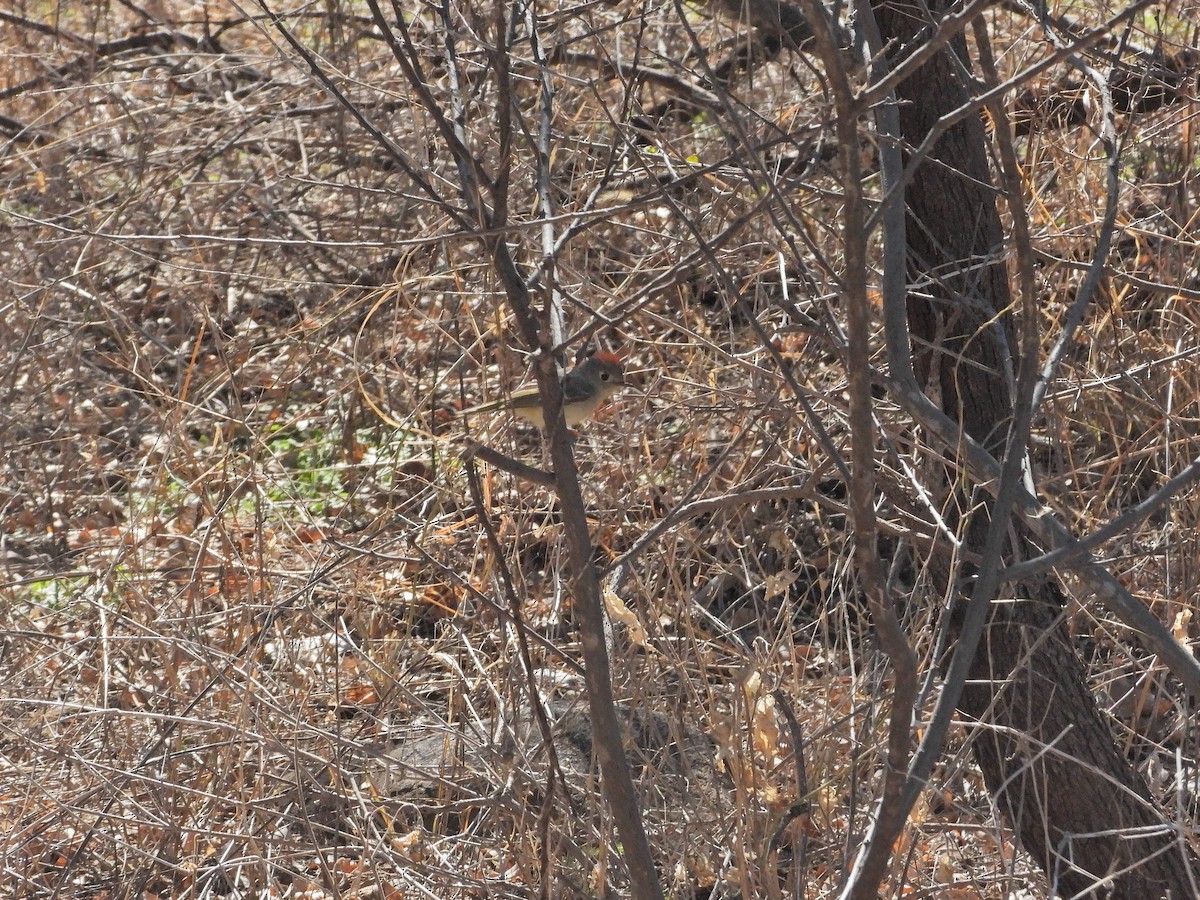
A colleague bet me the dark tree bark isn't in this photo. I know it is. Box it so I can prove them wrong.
[871,2,1198,896]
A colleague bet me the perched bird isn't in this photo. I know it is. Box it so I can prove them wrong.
[460,350,627,428]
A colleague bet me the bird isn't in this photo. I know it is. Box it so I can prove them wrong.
[460,350,627,428]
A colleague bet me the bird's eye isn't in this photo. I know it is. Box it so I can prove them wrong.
[601,372,610,381]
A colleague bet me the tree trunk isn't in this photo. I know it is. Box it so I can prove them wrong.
[872,2,1198,895]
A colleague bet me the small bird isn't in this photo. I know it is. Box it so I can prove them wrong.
[460,350,627,428]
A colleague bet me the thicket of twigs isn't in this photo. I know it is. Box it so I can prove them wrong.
[2,1,1198,897]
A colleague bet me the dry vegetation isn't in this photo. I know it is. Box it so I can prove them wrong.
[2,0,1199,897]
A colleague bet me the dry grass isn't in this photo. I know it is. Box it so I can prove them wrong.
[2,0,1198,897]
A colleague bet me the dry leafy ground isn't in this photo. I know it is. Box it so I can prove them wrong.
[2,1,1199,897]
